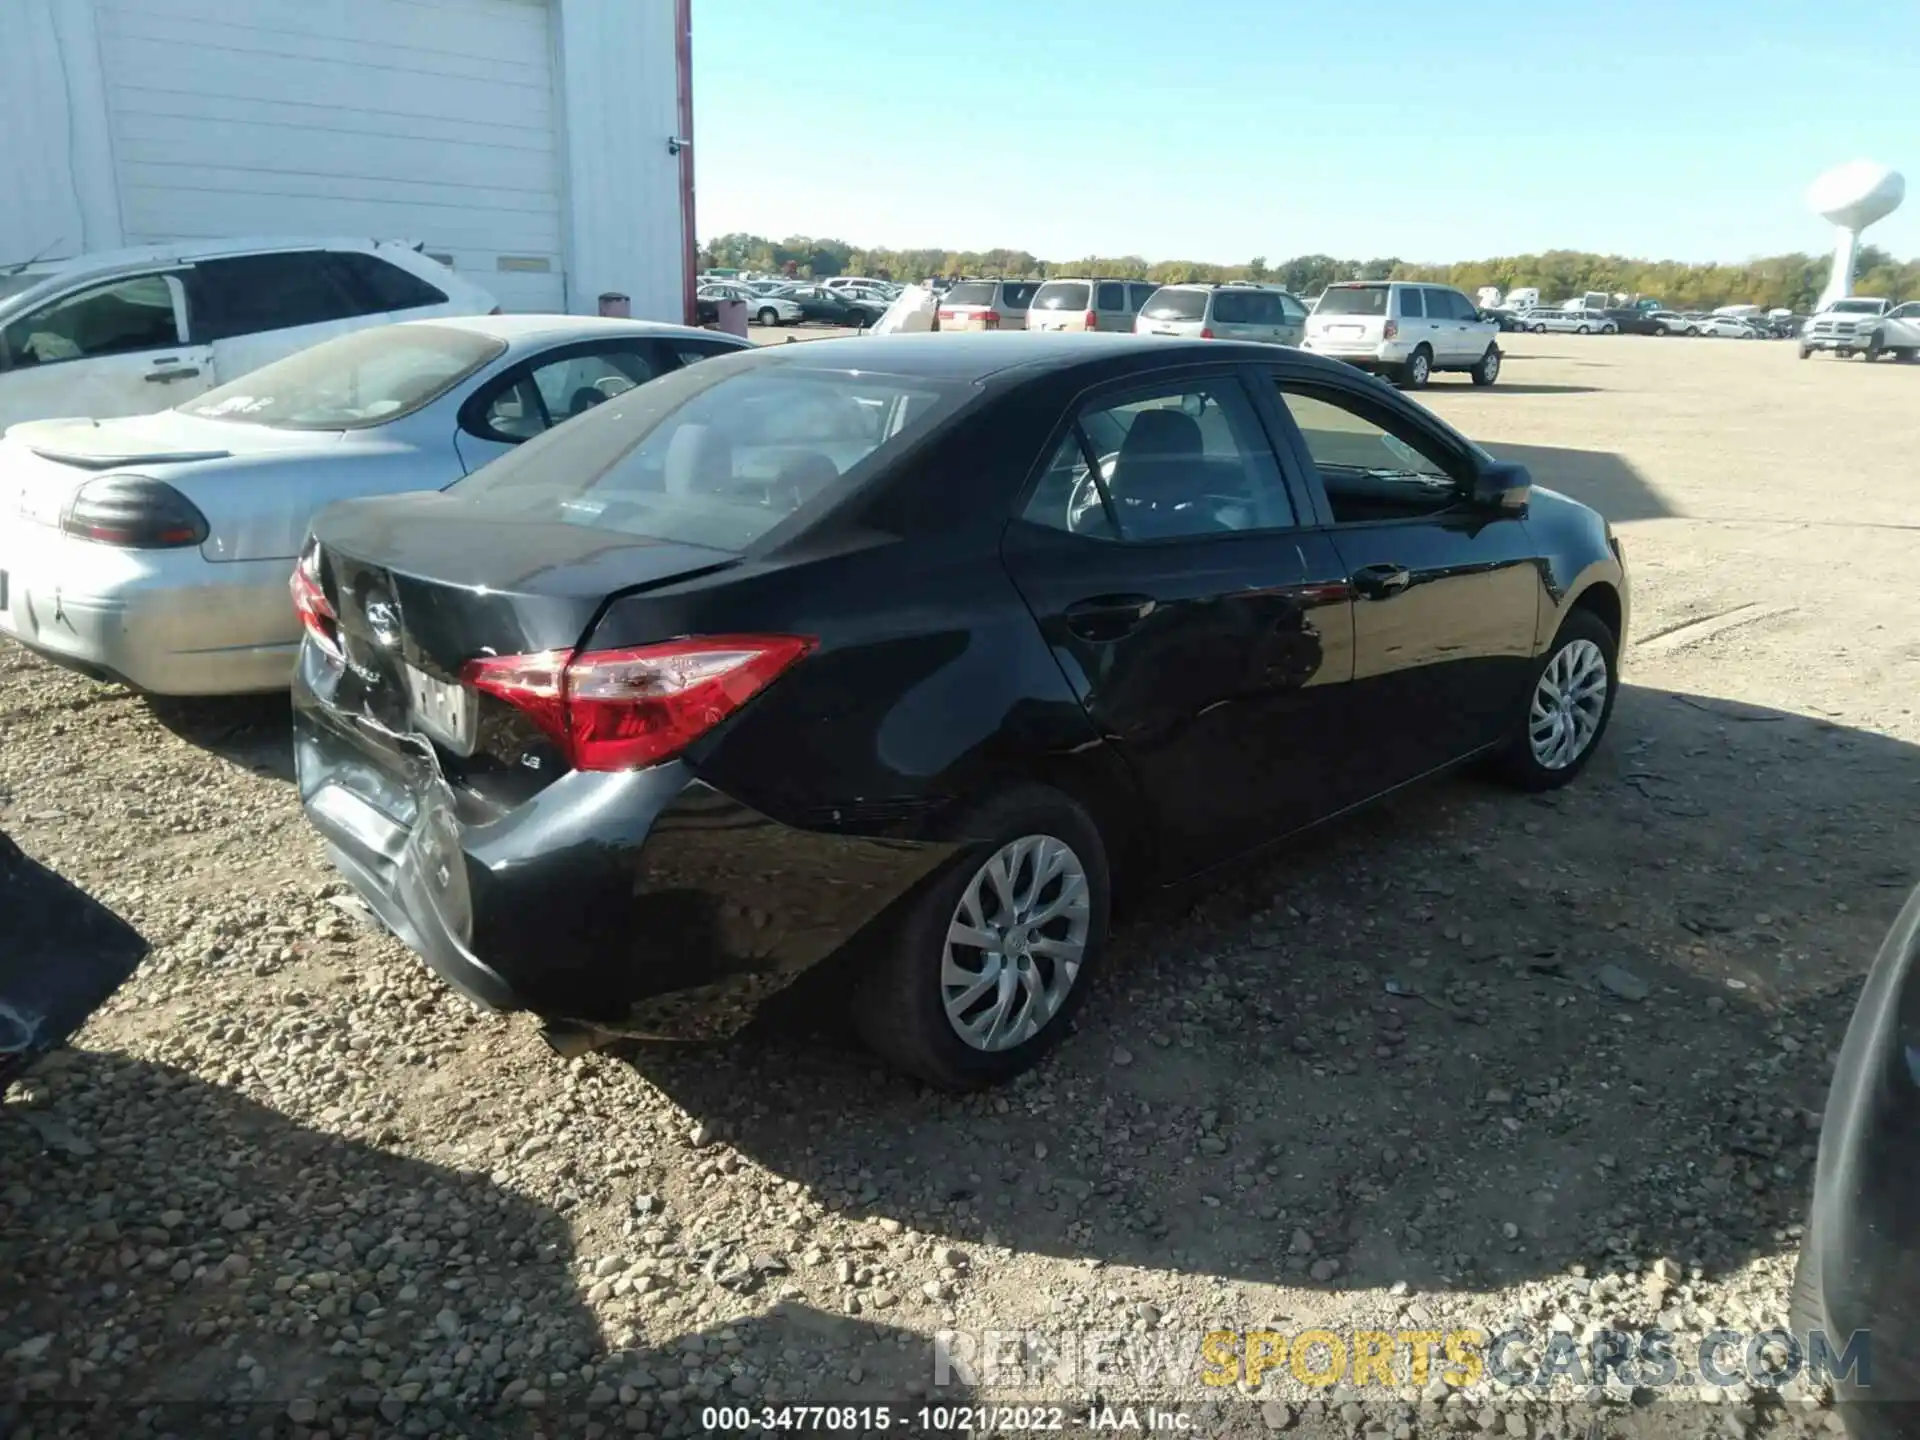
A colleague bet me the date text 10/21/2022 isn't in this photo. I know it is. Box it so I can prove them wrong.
[700,1406,1189,1432]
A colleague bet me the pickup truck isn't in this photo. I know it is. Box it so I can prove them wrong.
[1799,298,1920,361]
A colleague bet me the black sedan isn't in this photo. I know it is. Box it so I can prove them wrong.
[1794,881,1920,1436]
[785,285,885,328]
[291,335,1629,1088]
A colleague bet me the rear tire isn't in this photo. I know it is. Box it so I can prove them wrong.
[852,786,1110,1089]
[1495,608,1619,792]
[1529,322,1546,333]
[1399,346,1432,389]
[1470,347,1501,386]
[1653,323,1669,336]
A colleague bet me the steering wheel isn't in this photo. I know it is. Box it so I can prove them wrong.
[1066,455,1119,533]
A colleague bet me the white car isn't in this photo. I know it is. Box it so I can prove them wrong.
[0,238,496,434]
[700,283,802,326]
[0,316,747,695]
[1522,309,1618,335]
[1695,314,1765,339]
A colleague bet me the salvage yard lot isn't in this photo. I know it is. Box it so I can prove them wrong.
[3,333,1917,1433]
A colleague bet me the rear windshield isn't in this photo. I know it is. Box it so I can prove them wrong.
[943,282,995,306]
[450,356,973,553]
[1032,282,1091,310]
[178,324,505,429]
[1141,288,1207,321]
[1316,286,1390,316]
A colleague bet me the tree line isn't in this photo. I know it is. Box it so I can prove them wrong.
[701,233,1919,312]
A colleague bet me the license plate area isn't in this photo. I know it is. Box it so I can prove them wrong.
[405,663,475,755]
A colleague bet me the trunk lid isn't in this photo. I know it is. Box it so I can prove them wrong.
[308,493,739,807]
[2,412,341,529]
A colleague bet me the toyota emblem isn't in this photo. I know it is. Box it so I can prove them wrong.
[364,598,400,647]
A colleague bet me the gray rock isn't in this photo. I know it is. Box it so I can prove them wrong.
[1597,965,1650,1002]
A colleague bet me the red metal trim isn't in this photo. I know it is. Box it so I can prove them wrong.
[674,0,697,327]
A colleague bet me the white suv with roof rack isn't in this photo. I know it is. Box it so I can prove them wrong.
[1303,280,1501,388]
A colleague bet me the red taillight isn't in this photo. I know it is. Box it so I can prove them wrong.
[462,634,815,772]
[1082,310,1097,330]
[290,549,341,659]
[982,310,1001,330]
[61,476,208,548]
[936,309,955,321]
[1199,327,1214,340]
[1383,320,1399,340]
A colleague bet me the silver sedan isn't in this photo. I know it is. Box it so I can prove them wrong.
[0,315,747,694]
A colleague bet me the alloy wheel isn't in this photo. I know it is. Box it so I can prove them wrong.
[1528,638,1610,770]
[941,835,1090,1052]
[1480,350,1501,382]
[1408,352,1430,385]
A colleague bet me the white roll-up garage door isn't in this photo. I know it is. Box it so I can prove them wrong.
[93,0,567,311]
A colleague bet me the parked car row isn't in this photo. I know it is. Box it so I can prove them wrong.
[697,274,905,328]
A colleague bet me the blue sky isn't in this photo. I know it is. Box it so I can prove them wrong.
[691,0,1918,265]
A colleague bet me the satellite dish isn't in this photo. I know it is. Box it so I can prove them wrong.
[1807,161,1905,309]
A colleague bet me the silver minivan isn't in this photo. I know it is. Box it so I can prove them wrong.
[1027,278,1159,333]
[1303,281,1501,388]
[1133,284,1307,346]
[935,279,1039,332]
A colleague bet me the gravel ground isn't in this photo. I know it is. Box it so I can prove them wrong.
[3,334,1917,1438]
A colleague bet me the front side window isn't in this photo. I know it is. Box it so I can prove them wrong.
[1023,380,1293,542]
[477,346,661,442]
[180,323,506,429]
[451,360,972,553]
[1274,386,1463,524]
[185,252,363,342]
[1,275,179,367]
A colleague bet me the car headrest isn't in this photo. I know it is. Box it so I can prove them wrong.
[663,423,734,497]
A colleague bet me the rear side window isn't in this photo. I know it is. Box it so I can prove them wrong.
[1032,282,1091,311]
[186,252,363,341]
[1316,286,1389,317]
[998,283,1038,311]
[1397,289,1425,319]
[1096,281,1126,310]
[330,252,450,312]
[1141,288,1206,321]
[1278,294,1307,320]
[943,281,995,307]
[1129,283,1157,309]
[451,360,973,553]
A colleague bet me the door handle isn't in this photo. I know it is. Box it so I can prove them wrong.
[1351,563,1411,600]
[145,366,202,383]
[1065,593,1157,641]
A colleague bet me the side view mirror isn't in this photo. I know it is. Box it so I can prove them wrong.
[1474,459,1532,510]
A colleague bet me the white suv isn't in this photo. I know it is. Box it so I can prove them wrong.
[1304,281,1501,388]
[0,238,496,432]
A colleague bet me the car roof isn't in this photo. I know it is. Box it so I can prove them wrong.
[739,331,1365,385]
[396,314,738,347]
[6,235,425,280]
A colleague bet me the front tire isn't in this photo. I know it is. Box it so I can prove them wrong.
[1399,346,1432,388]
[1495,608,1619,792]
[852,786,1110,1089]
[1576,323,1590,335]
[1864,331,1885,361]
[1798,344,1813,360]
[1470,347,1501,386]
[757,307,779,327]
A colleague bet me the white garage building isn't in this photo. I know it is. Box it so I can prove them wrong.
[1,0,695,321]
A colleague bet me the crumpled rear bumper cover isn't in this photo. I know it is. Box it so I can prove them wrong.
[292,668,952,1039]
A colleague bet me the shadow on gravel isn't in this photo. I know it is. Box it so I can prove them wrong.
[1478,441,1669,523]
[0,1054,971,1435]
[625,685,1914,1305]
[145,693,296,783]
[1439,383,1601,396]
